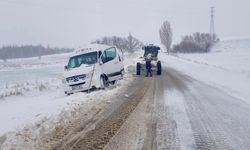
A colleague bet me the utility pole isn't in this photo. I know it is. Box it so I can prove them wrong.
[210,6,215,41]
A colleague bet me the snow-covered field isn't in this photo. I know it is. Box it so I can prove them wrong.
[0,53,69,70]
[0,54,67,137]
[1,39,250,149]
[160,38,250,104]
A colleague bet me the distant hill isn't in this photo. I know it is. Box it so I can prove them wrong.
[212,38,250,52]
[0,45,73,61]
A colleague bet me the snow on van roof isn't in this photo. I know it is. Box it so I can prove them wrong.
[71,44,111,57]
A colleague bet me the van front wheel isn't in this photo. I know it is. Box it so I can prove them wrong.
[100,76,108,89]
[110,80,116,85]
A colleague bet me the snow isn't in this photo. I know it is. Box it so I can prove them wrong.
[0,53,69,71]
[160,38,250,150]
[0,52,135,142]
[164,90,196,150]
[160,38,250,104]
[0,80,65,136]
[0,53,68,137]
[1,38,250,148]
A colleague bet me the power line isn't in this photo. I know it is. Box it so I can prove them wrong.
[210,6,215,41]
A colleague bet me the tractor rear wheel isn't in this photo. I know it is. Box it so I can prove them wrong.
[157,61,162,75]
[136,63,141,75]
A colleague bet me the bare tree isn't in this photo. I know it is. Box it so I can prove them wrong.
[172,32,219,53]
[127,33,143,53]
[159,21,173,54]
[92,34,143,53]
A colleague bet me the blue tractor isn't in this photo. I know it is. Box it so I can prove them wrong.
[136,44,162,75]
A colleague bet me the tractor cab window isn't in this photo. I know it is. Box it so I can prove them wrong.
[143,46,160,57]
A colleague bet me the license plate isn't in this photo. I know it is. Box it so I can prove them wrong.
[72,85,83,90]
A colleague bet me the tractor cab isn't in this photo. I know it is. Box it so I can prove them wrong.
[136,44,162,75]
[142,45,160,59]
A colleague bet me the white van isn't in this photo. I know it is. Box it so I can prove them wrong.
[63,44,124,94]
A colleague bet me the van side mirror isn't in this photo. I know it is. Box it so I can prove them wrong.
[64,65,68,70]
[99,60,103,65]
[99,54,105,65]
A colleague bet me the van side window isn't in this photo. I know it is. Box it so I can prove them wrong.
[101,47,116,63]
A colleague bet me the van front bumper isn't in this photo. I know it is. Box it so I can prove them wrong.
[65,80,91,94]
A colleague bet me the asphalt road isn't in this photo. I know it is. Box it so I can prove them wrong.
[40,67,250,150]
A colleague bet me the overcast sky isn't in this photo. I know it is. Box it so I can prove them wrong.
[0,0,250,48]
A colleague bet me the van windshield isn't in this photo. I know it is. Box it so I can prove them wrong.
[67,52,97,69]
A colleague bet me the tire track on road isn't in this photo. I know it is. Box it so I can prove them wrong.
[164,67,232,150]
[56,78,151,150]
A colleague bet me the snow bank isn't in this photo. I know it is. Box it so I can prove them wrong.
[0,78,62,100]
[0,78,63,136]
[160,39,250,104]
[0,74,134,149]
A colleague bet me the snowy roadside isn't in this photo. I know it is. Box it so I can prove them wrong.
[161,55,250,104]
[159,39,250,104]
[0,72,135,150]
[0,52,139,149]
[0,78,63,100]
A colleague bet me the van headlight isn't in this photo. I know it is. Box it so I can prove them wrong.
[62,79,67,84]
[77,74,86,80]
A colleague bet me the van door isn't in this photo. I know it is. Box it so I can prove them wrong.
[100,47,121,81]
[117,48,124,72]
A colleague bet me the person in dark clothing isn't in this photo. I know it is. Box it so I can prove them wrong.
[145,54,152,77]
